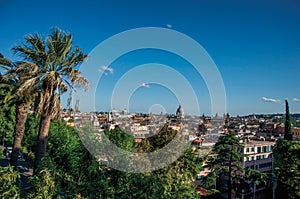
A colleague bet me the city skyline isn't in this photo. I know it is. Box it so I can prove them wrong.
[1,0,300,116]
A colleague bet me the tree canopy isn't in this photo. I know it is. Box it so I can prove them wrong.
[273,139,300,199]
[204,132,268,199]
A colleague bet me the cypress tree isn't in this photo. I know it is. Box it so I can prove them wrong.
[284,100,293,141]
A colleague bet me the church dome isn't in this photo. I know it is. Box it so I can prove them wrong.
[176,105,184,118]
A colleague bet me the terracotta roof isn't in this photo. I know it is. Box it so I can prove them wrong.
[196,187,213,196]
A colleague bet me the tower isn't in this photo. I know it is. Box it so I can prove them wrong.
[107,112,112,123]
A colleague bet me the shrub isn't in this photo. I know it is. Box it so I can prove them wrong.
[0,166,21,199]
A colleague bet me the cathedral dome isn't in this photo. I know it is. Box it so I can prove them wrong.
[176,105,184,118]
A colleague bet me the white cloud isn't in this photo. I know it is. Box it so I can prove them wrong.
[166,24,172,28]
[261,97,281,103]
[141,82,150,88]
[98,66,114,74]
[292,98,300,102]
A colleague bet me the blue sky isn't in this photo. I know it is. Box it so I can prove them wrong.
[1,0,300,116]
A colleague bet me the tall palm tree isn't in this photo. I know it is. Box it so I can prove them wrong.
[0,55,39,168]
[12,28,89,172]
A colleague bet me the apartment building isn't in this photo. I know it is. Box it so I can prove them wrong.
[216,140,276,199]
[242,141,275,199]
[243,141,275,171]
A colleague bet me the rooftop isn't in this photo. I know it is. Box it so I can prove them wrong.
[242,140,276,147]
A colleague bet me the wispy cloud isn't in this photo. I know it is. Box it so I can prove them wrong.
[292,98,300,102]
[261,97,281,103]
[166,24,172,28]
[140,82,150,88]
[98,66,114,74]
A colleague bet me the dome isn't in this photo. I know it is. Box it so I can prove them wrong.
[176,105,184,118]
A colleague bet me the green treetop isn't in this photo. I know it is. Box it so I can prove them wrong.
[284,100,293,141]
[205,132,267,199]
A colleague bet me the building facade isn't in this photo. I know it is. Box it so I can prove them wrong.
[216,140,276,199]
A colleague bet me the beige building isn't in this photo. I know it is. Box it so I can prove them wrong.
[243,141,275,172]
[242,141,276,199]
[216,140,276,199]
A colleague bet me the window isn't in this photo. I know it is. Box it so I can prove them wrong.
[251,156,255,161]
[269,154,272,158]
[257,147,261,153]
[246,148,249,153]
[259,162,272,169]
[263,146,267,153]
[251,147,255,152]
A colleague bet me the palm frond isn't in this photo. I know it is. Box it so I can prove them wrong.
[18,76,40,92]
[12,33,47,66]
[73,76,89,91]
[0,57,14,70]
[12,27,89,118]
[0,56,39,104]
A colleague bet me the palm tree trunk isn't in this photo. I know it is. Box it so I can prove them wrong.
[34,115,51,173]
[10,101,29,169]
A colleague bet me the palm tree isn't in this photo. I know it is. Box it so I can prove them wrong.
[0,55,39,168]
[12,28,88,172]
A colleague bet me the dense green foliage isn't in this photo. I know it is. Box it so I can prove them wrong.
[21,114,40,162]
[204,132,267,199]
[0,102,16,146]
[0,166,20,199]
[0,117,203,198]
[136,125,203,198]
[26,161,59,199]
[0,54,42,168]
[0,76,16,146]
[8,28,88,171]
[104,128,135,152]
[273,139,300,199]
[24,119,102,198]
[137,124,177,152]
[273,100,299,198]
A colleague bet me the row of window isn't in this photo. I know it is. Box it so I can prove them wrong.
[245,154,272,162]
[134,134,147,138]
[259,162,273,169]
[248,162,272,169]
[245,145,273,153]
